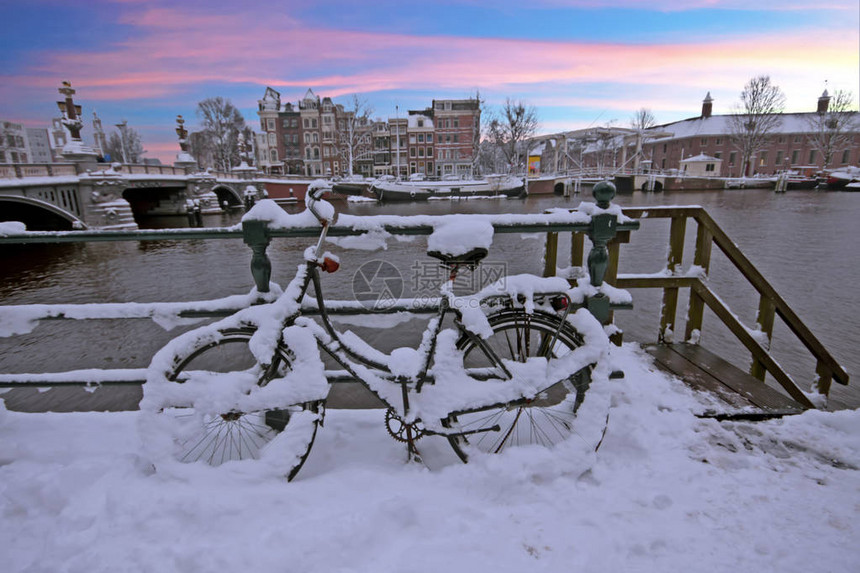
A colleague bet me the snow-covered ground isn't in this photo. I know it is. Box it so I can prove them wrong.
[1,343,857,572]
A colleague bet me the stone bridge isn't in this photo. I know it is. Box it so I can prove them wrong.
[0,163,266,231]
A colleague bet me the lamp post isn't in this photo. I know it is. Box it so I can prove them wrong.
[56,81,83,142]
[395,105,401,180]
[174,115,198,172]
[56,81,98,165]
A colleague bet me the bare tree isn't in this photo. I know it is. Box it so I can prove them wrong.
[477,139,506,175]
[470,90,486,176]
[188,131,215,170]
[630,108,656,132]
[593,122,619,174]
[628,108,656,172]
[105,125,145,163]
[806,90,858,170]
[335,95,375,177]
[486,98,539,173]
[196,97,246,172]
[729,75,786,176]
[238,126,256,166]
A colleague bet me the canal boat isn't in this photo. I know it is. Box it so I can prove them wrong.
[331,175,373,197]
[370,175,526,202]
[824,167,860,190]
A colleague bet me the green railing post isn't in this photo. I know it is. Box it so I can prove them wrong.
[242,219,272,293]
[586,181,619,325]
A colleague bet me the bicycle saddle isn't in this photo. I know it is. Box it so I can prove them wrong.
[427,247,488,269]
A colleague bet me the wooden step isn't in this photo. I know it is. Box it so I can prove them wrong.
[644,343,807,419]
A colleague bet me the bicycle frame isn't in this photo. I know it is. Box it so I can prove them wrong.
[140,190,611,478]
[270,220,577,433]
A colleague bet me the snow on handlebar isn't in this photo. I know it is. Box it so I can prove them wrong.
[306,181,336,225]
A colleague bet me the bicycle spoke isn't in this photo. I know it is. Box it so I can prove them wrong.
[449,312,590,461]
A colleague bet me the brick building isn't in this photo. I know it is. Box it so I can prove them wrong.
[641,92,860,177]
[432,98,480,178]
[256,88,480,179]
[407,109,434,177]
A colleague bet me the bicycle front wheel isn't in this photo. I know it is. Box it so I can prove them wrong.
[143,328,323,481]
[447,310,590,461]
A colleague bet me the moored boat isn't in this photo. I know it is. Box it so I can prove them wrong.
[332,176,372,196]
[785,175,819,190]
[371,176,526,202]
[824,167,860,190]
[369,180,434,202]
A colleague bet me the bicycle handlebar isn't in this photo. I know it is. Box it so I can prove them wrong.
[306,183,335,225]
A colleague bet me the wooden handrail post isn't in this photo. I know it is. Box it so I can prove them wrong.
[660,215,686,342]
[543,231,558,277]
[605,232,629,346]
[571,232,584,269]
[685,219,712,342]
[750,295,776,380]
[815,361,833,397]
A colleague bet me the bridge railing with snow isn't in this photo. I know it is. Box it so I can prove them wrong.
[0,181,638,391]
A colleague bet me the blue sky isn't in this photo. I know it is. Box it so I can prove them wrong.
[1,0,857,163]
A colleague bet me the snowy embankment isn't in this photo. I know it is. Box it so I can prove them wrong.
[1,343,857,572]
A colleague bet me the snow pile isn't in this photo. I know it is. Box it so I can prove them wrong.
[0,221,26,236]
[1,344,857,572]
[427,219,494,256]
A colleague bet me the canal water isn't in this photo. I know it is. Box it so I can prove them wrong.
[1,187,858,409]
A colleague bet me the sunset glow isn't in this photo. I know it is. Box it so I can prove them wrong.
[2,0,857,164]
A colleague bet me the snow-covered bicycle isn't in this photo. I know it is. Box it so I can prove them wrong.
[140,186,615,480]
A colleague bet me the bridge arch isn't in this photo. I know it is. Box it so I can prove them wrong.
[212,185,243,208]
[0,195,85,231]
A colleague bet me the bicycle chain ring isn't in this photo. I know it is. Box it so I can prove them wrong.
[384,408,425,442]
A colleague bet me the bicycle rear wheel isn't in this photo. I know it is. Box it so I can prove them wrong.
[143,328,323,481]
[447,310,590,461]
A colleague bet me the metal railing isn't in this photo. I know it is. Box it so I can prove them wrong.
[0,205,636,389]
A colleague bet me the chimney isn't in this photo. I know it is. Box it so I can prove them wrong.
[701,92,713,119]
[817,89,831,114]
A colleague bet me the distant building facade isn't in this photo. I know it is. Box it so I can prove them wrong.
[1,121,55,164]
[256,87,480,178]
[432,98,480,178]
[639,92,859,177]
[25,128,53,163]
[541,92,859,178]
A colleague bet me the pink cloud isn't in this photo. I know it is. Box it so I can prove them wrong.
[5,5,856,115]
[527,0,857,11]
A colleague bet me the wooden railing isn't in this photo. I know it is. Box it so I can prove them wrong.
[543,206,848,408]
